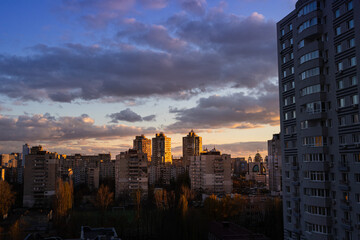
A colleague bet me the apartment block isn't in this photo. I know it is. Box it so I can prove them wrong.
[115,149,148,198]
[133,135,152,163]
[152,132,171,165]
[183,130,202,169]
[278,1,359,239]
[23,146,59,208]
[267,134,282,195]
[189,148,232,194]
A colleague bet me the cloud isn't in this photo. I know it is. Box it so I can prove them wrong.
[204,141,267,158]
[139,0,169,9]
[0,113,153,142]
[178,0,207,15]
[167,91,279,130]
[0,11,277,103]
[108,108,156,122]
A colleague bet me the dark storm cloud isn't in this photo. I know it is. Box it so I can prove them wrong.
[108,108,156,123]
[167,91,279,130]
[0,9,277,103]
[0,113,152,142]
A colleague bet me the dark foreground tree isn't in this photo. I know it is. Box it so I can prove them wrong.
[0,180,15,218]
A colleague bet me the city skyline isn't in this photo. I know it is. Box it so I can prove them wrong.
[0,0,297,157]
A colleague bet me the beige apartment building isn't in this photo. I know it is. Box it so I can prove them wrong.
[190,148,232,194]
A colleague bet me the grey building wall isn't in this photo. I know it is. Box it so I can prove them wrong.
[278,0,359,239]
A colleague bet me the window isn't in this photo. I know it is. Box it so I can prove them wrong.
[300,50,319,64]
[348,1,353,10]
[338,62,343,71]
[351,76,357,86]
[291,67,294,74]
[301,120,308,129]
[282,43,286,50]
[299,18,318,33]
[350,57,356,66]
[336,26,341,36]
[335,9,340,18]
[353,133,360,143]
[291,81,295,88]
[338,98,345,108]
[352,114,359,124]
[298,1,317,17]
[302,136,324,147]
[339,116,346,126]
[338,80,344,89]
[355,153,360,162]
[348,19,354,29]
[290,52,294,59]
[300,67,320,80]
[290,38,293,45]
[289,24,293,31]
[336,44,342,53]
[282,56,286,63]
[349,38,355,48]
[340,135,347,145]
[352,95,359,105]
[306,101,324,114]
[301,84,321,96]
[283,84,288,92]
[285,171,290,178]
[283,70,287,78]
[303,153,326,162]
[298,40,304,49]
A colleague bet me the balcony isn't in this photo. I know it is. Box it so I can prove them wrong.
[338,163,349,172]
[339,181,351,191]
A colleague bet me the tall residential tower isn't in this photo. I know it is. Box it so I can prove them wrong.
[133,135,152,163]
[183,130,202,169]
[152,132,171,165]
[278,1,359,239]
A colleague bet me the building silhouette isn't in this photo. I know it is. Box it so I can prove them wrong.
[278,0,359,239]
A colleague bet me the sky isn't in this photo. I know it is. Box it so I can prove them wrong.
[0,0,296,158]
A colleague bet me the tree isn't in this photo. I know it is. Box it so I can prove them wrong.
[55,178,73,219]
[95,184,114,211]
[9,219,27,240]
[0,180,15,218]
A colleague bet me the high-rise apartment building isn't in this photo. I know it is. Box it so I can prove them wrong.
[189,148,232,194]
[267,134,282,195]
[152,132,171,165]
[23,146,59,208]
[278,1,359,239]
[115,149,148,198]
[183,130,202,169]
[133,135,152,163]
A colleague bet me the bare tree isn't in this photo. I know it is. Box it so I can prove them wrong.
[0,180,15,219]
[96,184,114,211]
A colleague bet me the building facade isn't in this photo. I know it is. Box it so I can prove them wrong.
[183,130,202,169]
[278,1,359,239]
[267,134,282,195]
[133,135,152,163]
[190,148,232,194]
[115,149,148,198]
[23,146,59,208]
[152,132,171,165]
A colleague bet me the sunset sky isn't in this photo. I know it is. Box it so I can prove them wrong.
[0,0,296,158]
